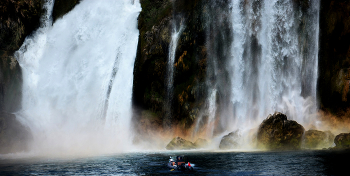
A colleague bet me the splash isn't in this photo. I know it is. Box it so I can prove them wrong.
[15,0,141,156]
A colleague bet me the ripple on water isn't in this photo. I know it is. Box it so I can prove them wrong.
[0,150,349,175]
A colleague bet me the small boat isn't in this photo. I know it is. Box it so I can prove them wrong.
[167,156,194,171]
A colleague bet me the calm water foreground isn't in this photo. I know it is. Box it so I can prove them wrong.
[0,150,349,175]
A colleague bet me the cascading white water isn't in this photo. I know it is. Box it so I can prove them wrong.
[164,22,184,126]
[15,0,141,155]
[225,0,320,132]
[206,88,217,137]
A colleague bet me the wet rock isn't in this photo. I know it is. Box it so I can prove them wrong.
[194,138,208,148]
[133,0,210,131]
[52,0,81,23]
[318,0,350,111]
[334,133,350,149]
[303,130,335,149]
[0,112,32,154]
[219,131,240,150]
[165,137,196,150]
[257,112,305,150]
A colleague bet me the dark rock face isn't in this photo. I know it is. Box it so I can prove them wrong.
[257,112,305,150]
[318,0,350,112]
[303,130,335,149]
[165,137,196,150]
[0,0,43,52]
[52,0,80,23]
[334,133,350,148]
[219,131,240,150]
[133,0,209,131]
[0,54,22,113]
[0,112,32,154]
[0,0,43,113]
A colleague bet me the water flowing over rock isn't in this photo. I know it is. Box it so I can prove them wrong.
[164,17,185,128]
[303,130,335,149]
[219,131,241,150]
[165,137,196,150]
[134,0,321,140]
[334,133,350,149]
[257,112,305,150]
[188,0,320,138]
[14,0,141,154]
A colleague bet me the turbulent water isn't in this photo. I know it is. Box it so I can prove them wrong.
[1,150,349,175]
[199,0,320,137]
[15,0,141,155]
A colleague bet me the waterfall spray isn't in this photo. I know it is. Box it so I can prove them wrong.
[194,0,320,146]
[15,0,141,155]
[226,0,320,134]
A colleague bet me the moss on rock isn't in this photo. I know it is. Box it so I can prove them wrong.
[303,130,335,149]
[334,133,350,149]
[257,112,305,150]
[165,136,196,150]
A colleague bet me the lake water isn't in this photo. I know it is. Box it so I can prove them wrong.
[0,150,348,175]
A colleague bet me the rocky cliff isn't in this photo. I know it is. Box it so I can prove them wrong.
[0,0,43,112]
[133,0,327,134]
[133,0,209,133]
[318,0,350,113]
[1,0,350,152]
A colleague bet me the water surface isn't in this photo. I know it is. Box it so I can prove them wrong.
[0,150,348,175]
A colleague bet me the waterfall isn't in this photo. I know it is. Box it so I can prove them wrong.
[201,0,320,136]
[228,0,319,130]
[15,0,141,155]
[164,17,184,128]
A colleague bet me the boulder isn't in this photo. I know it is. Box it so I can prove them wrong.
[194,138,208,148]
[165,137,196,150]
[257,112,305,150]
[219,131,240,150]
[303,130,335,149]
[334,133,350,149]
